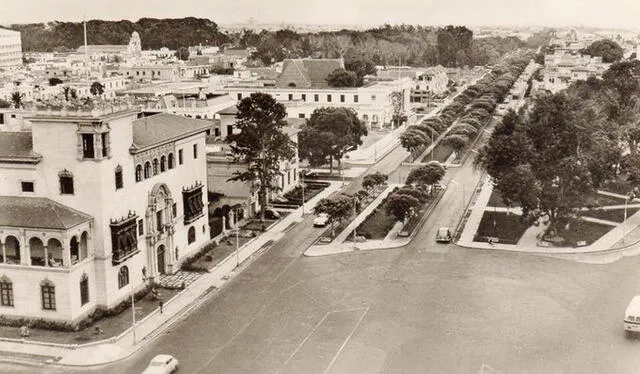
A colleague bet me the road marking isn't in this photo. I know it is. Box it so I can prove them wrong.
[323,307,369,374]
[282,311,331,367]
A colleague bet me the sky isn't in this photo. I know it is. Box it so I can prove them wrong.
[1,0,639,29]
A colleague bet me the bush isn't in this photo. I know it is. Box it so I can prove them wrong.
[180,241,217,272]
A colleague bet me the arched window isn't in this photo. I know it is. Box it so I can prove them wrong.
[152,159,159,175]
[135,165,142,182]
[187,226,196,244]
[118,266,129,289]
[0,276,13,307]
[144,162,151,179]
[160,156,166,172]
[168,153,175,169]
[115,165,123,189]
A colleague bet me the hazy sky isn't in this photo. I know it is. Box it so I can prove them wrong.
[2,0,639,29]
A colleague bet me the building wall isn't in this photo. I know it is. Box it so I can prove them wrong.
[0,29,22,67]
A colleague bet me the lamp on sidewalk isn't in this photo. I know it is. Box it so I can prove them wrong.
[624,191,636,245]
[235,228,239,268]
[130,282,137,344]
[352,195,358,250]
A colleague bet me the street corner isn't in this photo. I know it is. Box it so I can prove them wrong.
[303,244,356,257]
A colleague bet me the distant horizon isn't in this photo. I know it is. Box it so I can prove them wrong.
[1,17,637,33]
[2,0,640,31]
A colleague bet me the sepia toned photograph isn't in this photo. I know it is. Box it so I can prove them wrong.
[0,1,639,373]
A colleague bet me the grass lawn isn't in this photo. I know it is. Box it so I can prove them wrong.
[473,211,530,244]
[243,219,277,231]
[356,204,397,240]
[486,188,520,208]
[192,235,254,271]
[580,208,640,223]
[0,288,180,344]
[554,219,613,246]
[421,143,455,163]
[283,185,325,204]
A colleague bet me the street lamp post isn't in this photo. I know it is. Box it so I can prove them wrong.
[301,171,306,216]
[353,196,358,249]
[130,283,137,344]
[235,228,239,268]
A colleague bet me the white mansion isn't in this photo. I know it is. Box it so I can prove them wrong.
[0,102,211,323]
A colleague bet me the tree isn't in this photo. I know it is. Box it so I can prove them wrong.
[344,55,377,86]
[227,93,297,221]
[90,81,104,96]
[441,134,469,154]
[405,163,446,189]
[326,68,357,87]
[49,77,63,86]
[395,186,429,203]
[298,107,368,174]
[386,194,421,222]
[400,128,429,160]
[62,86,72,101]
[175,47,190,61]
[10,91,24,108]
[314,194,355,236]
[580,39,623,63]
[362,172,388,193]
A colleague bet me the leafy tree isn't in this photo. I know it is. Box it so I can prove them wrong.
[442,134,469,154]
[298,107,368,174]
[344,54,377,86]
[362,172,388,193]
[314,194,356,235]
[326,68,357,87]
[400,128,429,159]
[386,194,421,222]
[395,186,429,202]
[227,93,297,221]
[90,81,104,96]
[10,91,24,108]
[49,77,63,86]
[405,163,445,189]
[580,39,623,63]
[175,47,190,61]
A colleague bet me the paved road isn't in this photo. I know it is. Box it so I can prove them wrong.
[6,106,640,373]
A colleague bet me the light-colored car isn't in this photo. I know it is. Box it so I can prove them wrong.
[436,227,452,243]
[314,213,329,227]
[143,354,179,374]
[625,296,640,337]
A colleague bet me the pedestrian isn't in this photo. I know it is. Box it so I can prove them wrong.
[159,299,164,314]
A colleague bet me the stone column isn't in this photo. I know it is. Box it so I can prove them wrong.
[44,245,49,267]
[63,240,71,268]
[21,230,30,266]
[0,240,5,263]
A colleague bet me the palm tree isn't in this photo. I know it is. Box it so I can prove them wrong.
[10,91,24,108]
[90,81,104,96]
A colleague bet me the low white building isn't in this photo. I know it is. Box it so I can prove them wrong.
[0,103,211,324]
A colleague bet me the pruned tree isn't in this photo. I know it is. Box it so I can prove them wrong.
[326,68,357,87]
[400,128,429,160]
[362,172,388,194]
[405,163,446,190]
[386,193,421,223]
[314,194,356,236]
[227,93,297,221]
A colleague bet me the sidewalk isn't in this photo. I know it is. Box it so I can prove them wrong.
[0,181,344,367]
[455,174,640,255]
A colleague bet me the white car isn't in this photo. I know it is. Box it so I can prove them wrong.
[314,213,329,227]
[143,355,179,374]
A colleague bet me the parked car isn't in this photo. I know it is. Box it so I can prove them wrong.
[436,227,452,243]
[142,355,179,374]
[625,295,640,337]
[314,213,329,227]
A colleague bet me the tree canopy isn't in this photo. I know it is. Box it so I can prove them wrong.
[298,107,368,173]
[326,68,358,87]
[580,39,624,63]
[227,93,297,221]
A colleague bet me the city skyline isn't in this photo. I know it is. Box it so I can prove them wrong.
[2,0,640,30]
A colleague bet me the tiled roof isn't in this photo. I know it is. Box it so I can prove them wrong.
[0,132,40,163]
[277,58,344,88]
[131,113,212,151]
[0,196,92,230]
[247,67,279,80]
